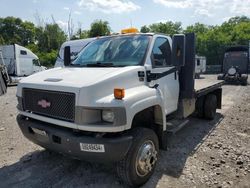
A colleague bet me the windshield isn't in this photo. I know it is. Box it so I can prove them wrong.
[72,35,150,67]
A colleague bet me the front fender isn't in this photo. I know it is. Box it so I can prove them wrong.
[91,85,166,131]
[124,86,166,131]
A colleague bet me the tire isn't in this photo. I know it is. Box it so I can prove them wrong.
[116,128,159,187]
[195,74,200,79]
[204,94,217,120]
[241,75,248,86]
[242,80,248,86]
[196,96,204,118]
[217,74,224,80]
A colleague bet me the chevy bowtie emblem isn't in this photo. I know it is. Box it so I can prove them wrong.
[38,99,51,108]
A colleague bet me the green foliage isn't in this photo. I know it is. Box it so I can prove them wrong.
[140,25,150,33]
[185,23,209,34]
[183,16,250,65]
[231,22,250,45]
[0,17,66,67]
[32,24,66,67]
[146,21,183,35]
[89,20,111,37]
[71,29,90,40]
[36,50,58,67]
[0,35,4,45]
[0,17,35,46]
[36,24,66,52]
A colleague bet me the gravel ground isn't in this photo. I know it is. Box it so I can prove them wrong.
[0,75,249,188]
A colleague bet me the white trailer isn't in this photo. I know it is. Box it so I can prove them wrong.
[16,32,224,186]
[54,38,96,67]
[0,44,46,83]
[195,55,206,78]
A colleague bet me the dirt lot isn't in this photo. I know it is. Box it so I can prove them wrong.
[0,75,249,188]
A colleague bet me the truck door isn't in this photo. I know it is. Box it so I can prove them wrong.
[149,37,179,115]
[18,49,33,76]
[32,59,42,73]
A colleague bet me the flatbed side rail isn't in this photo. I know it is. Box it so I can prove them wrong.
[195,80,224,98]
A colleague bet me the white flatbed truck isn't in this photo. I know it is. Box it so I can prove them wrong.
[16,31,224,186]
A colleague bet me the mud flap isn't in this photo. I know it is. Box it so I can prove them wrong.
[0,72,7,96]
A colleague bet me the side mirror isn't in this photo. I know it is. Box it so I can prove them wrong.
[172,34,185,67]
[64,46,71,66]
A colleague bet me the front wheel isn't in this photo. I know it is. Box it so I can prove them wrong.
[116,128,159,187]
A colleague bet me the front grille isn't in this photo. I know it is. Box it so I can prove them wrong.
[23,88,75,122]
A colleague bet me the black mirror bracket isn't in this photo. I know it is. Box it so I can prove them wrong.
[64,46,71,66]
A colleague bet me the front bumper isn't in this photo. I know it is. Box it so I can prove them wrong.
[17,115,133,163]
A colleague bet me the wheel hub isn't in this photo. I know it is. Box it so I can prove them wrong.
[136,140,158,177]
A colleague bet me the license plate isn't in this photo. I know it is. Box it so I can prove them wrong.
[80,143,105,153]
[31,127,47,137]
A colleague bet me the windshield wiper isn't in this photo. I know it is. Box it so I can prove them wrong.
[69,63,84,67]
[86,62,114,67]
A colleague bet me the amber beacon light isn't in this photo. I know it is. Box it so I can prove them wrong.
[121,27,139,34]
[114,88,125,99]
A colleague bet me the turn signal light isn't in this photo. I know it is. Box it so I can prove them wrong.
[114,88,125,100]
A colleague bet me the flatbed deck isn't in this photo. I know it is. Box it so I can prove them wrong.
[195,79,224,97]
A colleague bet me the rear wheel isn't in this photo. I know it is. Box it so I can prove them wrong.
[204,94,217,120]
[116,128,159,187]
[196,96,204,118]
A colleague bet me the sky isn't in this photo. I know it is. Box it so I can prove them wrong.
[0,0,250,33]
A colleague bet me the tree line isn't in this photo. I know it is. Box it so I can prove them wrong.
[0,16,249,67]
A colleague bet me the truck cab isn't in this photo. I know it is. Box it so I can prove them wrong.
[16,31,223,186]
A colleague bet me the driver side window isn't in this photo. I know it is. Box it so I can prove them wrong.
[32,59,40,66]
[151,37,171,68]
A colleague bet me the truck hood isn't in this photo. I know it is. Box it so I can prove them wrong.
[19,67,128,87]
[17,66,146,97]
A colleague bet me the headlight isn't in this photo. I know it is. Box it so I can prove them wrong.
[102,110,114,123]
[75,107,126,125]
